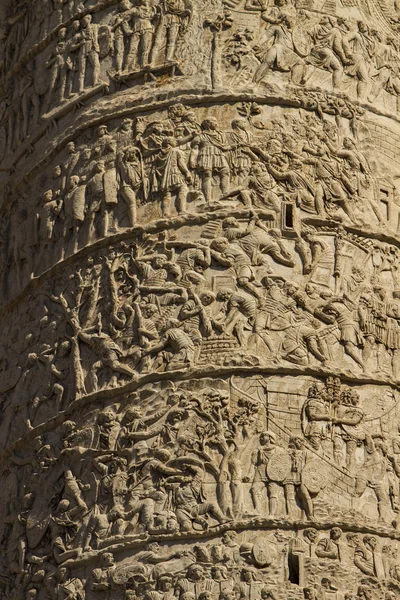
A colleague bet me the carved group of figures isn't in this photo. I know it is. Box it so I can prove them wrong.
[223,0,400,107]
[0,0,193,154]
[5,0,400,159]
[6,211,400,435]
[4,100,396,293]
[3,376,400,599]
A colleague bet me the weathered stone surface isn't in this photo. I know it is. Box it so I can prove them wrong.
[3,1,400,599]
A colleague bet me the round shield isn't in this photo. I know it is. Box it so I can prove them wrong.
[266,449,292,482]
[292,26,311,58]
[252,538,274,567]
[301,460,328,494]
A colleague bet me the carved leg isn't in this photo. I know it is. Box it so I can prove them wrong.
[166,24,180,62]
[140,31,153,67]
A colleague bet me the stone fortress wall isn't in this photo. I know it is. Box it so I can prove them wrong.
[3,0,400,599]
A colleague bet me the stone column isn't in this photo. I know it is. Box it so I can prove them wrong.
[2,0,400,598]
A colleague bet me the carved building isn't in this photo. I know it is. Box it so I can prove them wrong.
[3,0,400,598]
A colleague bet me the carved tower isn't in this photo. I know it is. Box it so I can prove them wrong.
[3,0,400,598]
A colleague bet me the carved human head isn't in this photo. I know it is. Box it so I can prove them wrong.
[147,542,160,553]
[199,291,215,307]
[141,303,158,318]
[98,124,108,137]
[261,590,276,600]
[303,588,316,600]
[53,165,62,178]
[57,499,71,514]
[42,190,53,203]
[289,436,303,450]
[120,0,132,10]
[330,527,342,541]
[363,536,377,551]
[231,119,247,131]
[100,552,115,568]
[222,530,237,545]
[220,591,235,600]
[346,533,361,548]
[303,528,318,543]
[153,448,171,462]
[59,340,71,356]
[72,20,80,32]
[81,148,92,161]
[357,586,372,600]
[211,237,229,252]
[168,103,187,120]
[94,160,105,173]
[187,564,204,581]
[162,136,177,149]
[201,117,218,131]
[167,408,186,425]
[56,568,69,583]
[210,544,225,562]
[266,139,282,156]
[158,575,173,591]
[82,14,92,26]
[260,431,276,446]
[98,408,116,424]
[66,141,75,153]
[61,420,76,438]
[153,254,167,269]
[199,592,213,600]
[241,568,256,583]
[121,117,133,130]
[27,353,38,365]
[68,175,80,189]
[222,217,239,230]
[23,493,34,509]
[251,161,267,175]
[212,565,228,580]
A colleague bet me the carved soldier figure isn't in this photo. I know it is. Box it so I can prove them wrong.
[52,567,85,600]
[89,552,116,599]
[172,461,227,531]
[73,317,138,390]
[117,147,145,227]
[63,175,86,254]
[248,431,283,516]
[125,0,157,71]
[152,137,192,216]
[315,527,343,560]
[111,0,135,72]
[151,0,192,64]
[190,118,231,203]
[70,14,101,93]
[36,190,63,271]
[303,385,331,451]
[44,28,72,112]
